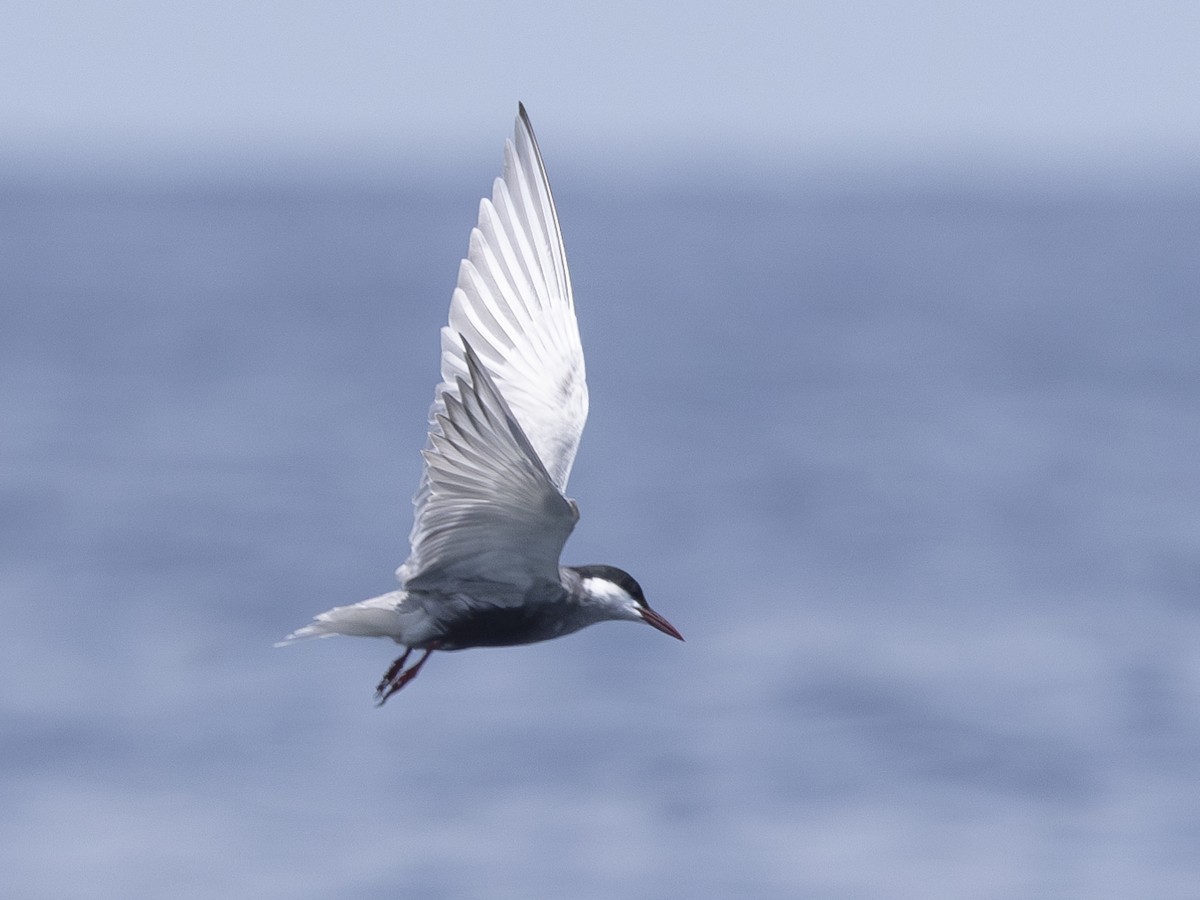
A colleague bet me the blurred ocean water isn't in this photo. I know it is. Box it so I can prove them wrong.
[1,172,1198,899]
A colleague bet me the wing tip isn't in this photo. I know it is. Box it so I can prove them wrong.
[514,103,540,155]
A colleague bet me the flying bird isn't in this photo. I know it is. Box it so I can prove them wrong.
[279,105,683,704]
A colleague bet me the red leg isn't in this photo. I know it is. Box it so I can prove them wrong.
[374,647,412,698]
[374,645,437,706]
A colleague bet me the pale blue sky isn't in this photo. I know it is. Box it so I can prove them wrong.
[3,0,1197,175]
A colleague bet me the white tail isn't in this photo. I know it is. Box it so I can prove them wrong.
[275,591,407,645]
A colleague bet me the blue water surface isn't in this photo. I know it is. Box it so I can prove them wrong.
[1,170,1198,899]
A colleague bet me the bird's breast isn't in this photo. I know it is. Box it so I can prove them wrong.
[415,583,581,650]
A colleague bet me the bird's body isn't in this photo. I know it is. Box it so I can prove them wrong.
[279,105,682,703]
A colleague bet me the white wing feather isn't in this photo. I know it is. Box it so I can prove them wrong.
[402,342,578,591]
[400,105,586,588]
[436,104,586,491]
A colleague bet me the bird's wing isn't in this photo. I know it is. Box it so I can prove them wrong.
[399,105,587,589]
[437,103,587,493]
[402,341,578,592]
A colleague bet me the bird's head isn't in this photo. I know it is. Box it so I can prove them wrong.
[570,564,684,641]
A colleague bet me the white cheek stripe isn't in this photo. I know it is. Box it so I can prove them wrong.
[581,577,629,604]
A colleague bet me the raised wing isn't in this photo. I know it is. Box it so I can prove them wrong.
[400,105,587,588]
[402,342,578,592]
[437,103,587,492]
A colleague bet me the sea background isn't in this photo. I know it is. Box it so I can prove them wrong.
[2,161,1198,899]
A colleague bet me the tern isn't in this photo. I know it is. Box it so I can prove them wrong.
[279,104,683,704]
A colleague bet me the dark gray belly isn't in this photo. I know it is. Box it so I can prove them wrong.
[436,602,573,649]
